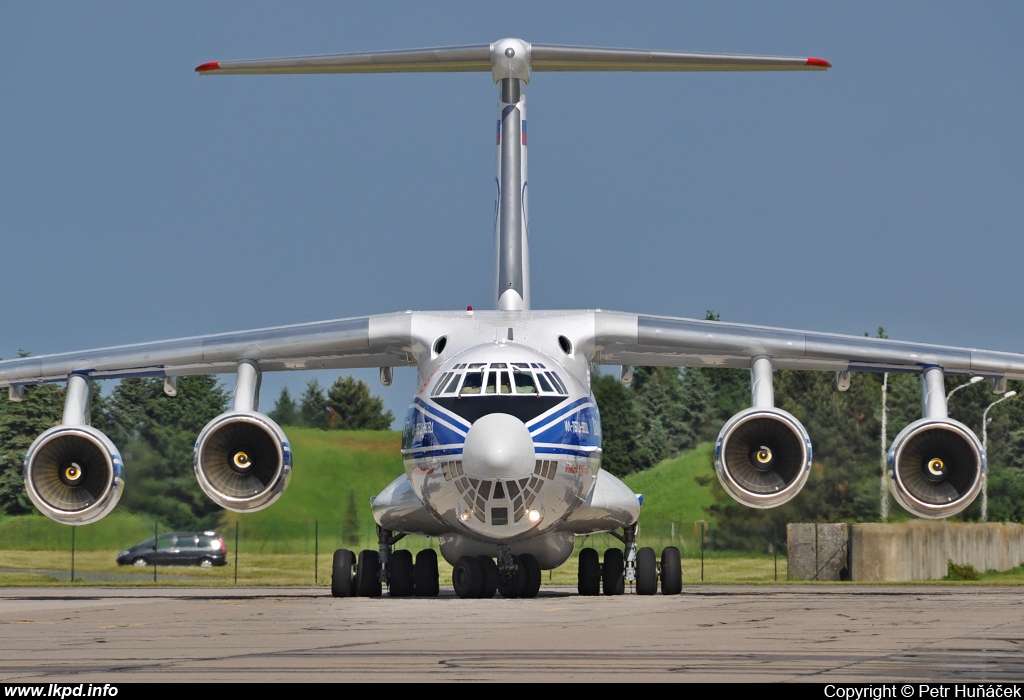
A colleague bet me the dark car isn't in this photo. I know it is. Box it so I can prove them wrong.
[117,531,227,567]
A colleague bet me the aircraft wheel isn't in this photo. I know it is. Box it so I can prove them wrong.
[389,550,415,597]
[331,549,355,597]
[520,553,542,599]
[660,547,683,595]
[453,555,483,599]
[577,547,600,596]
[355,549,382,598]
[414,549,439,597]
[498,555,527,599]
[602,548,625,595]
[635,547,657,595]
[477,556,499,599]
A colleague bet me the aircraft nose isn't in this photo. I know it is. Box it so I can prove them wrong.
[462,413,534,479]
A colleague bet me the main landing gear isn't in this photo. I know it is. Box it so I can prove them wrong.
[330,526,439,598]
[578,524,682,596]
[452,545,542,599]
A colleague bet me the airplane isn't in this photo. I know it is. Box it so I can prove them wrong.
[3,38,1022,600]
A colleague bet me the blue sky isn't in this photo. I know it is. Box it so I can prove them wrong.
[2,2,1022,425]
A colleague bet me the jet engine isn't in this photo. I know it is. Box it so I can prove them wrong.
[715,407,812,509]
[887,418,983,519]
[194,411,291,512]
[24,425,124,525]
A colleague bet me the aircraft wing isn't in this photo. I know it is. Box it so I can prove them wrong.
[590,310,1024,380]
[0,312,419,388]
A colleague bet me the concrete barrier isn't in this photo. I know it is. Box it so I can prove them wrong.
[849,522,1024,581]
[787,523,849,581]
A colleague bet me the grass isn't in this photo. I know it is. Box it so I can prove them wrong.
[625,442,718,533]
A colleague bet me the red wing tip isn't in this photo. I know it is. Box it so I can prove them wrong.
[806,57,832,69]
[195,61,220,73]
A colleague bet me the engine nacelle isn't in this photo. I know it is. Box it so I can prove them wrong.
[194,412,291,512]
[24,425,124,525]
[887,418,983,519]
[715,407,812,509]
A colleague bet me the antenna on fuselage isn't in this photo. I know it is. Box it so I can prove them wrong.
[196,40,830,312]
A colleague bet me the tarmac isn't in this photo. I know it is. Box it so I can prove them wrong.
[0,585,1021,683]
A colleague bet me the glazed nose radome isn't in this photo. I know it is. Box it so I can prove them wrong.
[461,413,534,480]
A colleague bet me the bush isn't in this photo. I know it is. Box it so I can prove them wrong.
[945,560,980,581]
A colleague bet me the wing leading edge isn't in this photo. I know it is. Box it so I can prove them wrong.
[0,312,418,388]
[590,311,1024,380]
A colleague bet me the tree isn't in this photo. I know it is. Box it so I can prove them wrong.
[108,376,229,529]
[269,386,300,426]
[343,489,360,546]
[0,381,64,515]
[632,366,696,462]
[591,374,653,477]
[299,379,330,430]
[326,376,394,430]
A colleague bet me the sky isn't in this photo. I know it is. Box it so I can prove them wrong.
[2,2,1023,426]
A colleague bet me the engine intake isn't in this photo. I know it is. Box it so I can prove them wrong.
[24,426,123,525]
[715,408,812,509]
[194,412,291,512]
[888,419,983,519]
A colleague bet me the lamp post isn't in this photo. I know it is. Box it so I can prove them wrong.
[981,390,1017,522]
[880,372,889,520]
[946,375,984,401]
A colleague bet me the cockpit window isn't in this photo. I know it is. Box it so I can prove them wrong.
[544,372,567,394]
[513,369,537,394]
[432,372,451,395]
[460,372,483,395]
[434,363,567,400]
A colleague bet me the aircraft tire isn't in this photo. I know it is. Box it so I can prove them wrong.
[413,549,439,597]
[498,555,527,599]
[661,547,683,595]
[520,553,542,599]
[577,547,601,596]
[635,547,657,595]
[389,550,415,597]
[477,556,499,599]
[453,555,484,599]
[355,549,382,598]
[602,548,625,596]
[331,549,355,598]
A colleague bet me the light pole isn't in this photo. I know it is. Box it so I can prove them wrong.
[946,375,984,401]
[880,372,889,520]
[981,390,1017,522]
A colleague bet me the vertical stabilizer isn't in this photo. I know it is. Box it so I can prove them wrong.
[494,40,531,311]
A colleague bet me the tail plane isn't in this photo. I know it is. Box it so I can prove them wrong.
[197,39,830,311]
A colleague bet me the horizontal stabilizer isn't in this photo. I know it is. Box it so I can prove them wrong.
[197,39,830,83]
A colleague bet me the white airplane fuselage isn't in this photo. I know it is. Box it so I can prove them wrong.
[369,311,641,569]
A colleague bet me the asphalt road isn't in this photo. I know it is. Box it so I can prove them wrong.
[0,585,1021,682]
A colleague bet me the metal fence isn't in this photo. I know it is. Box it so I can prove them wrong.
[0,517,789,585]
